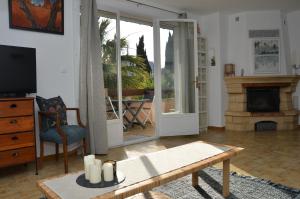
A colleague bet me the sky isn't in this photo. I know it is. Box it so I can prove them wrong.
[99,17,171,66]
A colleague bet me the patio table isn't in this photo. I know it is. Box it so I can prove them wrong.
[112,99,150,130]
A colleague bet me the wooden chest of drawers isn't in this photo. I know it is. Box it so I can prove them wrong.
[0,98,37,174]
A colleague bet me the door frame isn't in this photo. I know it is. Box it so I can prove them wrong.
[120,16,159,145]
[154,19,199,137]
[98,10,124,148]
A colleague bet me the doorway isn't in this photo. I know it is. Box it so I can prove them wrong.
[99,11,157,145]
[119,18,156,143]
[154,19,200,137]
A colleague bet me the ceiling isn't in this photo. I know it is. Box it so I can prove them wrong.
[150,0,300,15]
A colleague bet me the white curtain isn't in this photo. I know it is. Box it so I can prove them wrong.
[79,0,108,154]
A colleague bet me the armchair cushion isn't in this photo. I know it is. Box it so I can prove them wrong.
[40,125,86,144]
[36,96,68,130]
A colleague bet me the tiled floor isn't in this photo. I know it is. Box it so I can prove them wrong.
[0,129,299,198]
[124,125,156,142]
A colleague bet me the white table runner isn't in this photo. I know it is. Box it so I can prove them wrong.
[44,142,231,199]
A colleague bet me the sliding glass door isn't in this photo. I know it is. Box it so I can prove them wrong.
[99,11,123,147]
[99,11,158,146]
[154,19,199,136]
[98,11,199,144]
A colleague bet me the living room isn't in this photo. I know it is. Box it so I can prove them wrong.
[0,0,300,198]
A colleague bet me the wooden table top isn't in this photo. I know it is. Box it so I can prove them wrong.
[37,141,243,199]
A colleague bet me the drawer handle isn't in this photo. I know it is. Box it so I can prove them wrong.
[12,152,19,157]
[11,136,19,141]
[10,104,17,108]
[10,119,18,124]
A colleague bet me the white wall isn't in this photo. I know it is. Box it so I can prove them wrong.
[199,13,227,127]
[287,10,300,120]
[227,10,288,76]
[287,11,300,69]
[0,0,81,156]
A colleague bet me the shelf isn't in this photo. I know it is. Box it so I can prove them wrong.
[198,36,208,131]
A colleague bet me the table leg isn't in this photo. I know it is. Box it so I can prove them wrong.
[223,159,230,197]
[126,101,146,129]
[131,101,146,128]
[192,172,199,187]
[122,102,132,128]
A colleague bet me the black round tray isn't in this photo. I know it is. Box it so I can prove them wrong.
[76,171,126,188]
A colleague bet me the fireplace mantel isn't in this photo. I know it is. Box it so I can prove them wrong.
[225,75,300,93]
[224,75,300,131]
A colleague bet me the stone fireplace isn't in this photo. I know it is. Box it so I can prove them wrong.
[225,76,300,131]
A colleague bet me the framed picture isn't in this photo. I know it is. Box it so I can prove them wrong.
[9,0,64,35]
[253,38,280,74]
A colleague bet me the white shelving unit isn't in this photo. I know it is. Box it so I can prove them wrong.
[197,36,208,132]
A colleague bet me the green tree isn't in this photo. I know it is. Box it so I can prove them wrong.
[161,32,174,98]
[164,32,174,72]
[121,55,153,89]
[136,36,152,74]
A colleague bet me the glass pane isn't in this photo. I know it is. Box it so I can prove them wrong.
[160,26,175,113]
[99,14,119,120]
[160,21,196,114]
[120,20,154,91]
[119,19,156,138]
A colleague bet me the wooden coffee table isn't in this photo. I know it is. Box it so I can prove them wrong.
[37,141,243,199]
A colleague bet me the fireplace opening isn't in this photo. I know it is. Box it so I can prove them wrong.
[247,87,280,112]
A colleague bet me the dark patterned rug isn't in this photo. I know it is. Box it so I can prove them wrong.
[153,167,300,199]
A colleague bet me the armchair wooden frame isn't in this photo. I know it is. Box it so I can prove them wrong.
[38,108,87,173]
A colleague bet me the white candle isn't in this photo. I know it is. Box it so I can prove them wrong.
[94,159,102,170]
[89,163,101,184]
[103,163,114,182]
[84,155,95,180]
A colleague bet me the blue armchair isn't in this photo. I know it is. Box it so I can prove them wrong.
[38,108,87,173]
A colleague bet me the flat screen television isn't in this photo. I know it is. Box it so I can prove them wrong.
[0,45,37,97]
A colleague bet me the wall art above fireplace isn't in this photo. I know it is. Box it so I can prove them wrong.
[253,38,280,74]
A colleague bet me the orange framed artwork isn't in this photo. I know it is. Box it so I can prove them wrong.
[9,0,64,35]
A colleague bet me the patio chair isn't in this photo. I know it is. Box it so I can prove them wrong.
[129,90,155,126]
[106,96,128,130]
[106,96,119,120]
[140,96,155,125]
